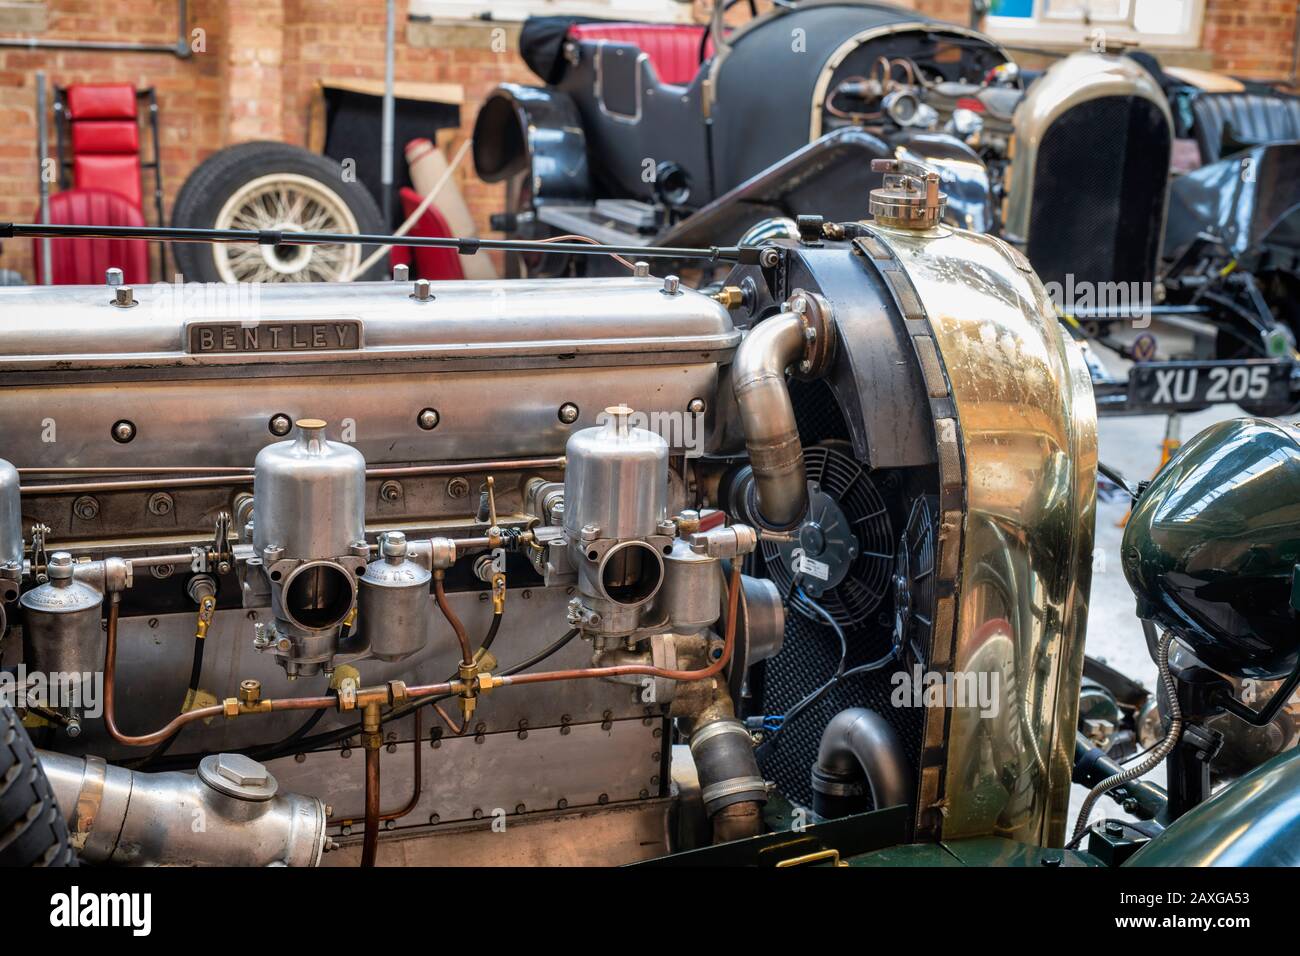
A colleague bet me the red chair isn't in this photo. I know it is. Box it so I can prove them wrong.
[61,84,146,209]
[33,189,150,286]
[390,187,465,281]
[51,83,166,279]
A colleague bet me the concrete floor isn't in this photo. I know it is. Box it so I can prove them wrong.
[1065,323,1297,833]
[1067,404,1227,829]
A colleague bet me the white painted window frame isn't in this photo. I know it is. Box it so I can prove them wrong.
[409,0,696,25]
[986,0,1206,50]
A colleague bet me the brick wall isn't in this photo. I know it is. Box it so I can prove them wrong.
[0,0,1295,282]
[0,0,225,280]
[278,2,535,235]
[1204,0,1299,77]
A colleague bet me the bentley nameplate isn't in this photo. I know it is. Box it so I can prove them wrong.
[187,319,364,353]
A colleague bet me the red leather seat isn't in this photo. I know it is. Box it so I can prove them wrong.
[567,23,711,86]
[33,188,150,285]
[390,187,465,281]
[64,84,143,209]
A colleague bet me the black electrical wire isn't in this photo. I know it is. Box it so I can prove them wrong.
[1098,461,1139,501]
[758,585,896,754]
[256,627,580,759]
[497,628,579,679]
[761,586,847,747]
[480,609,504,655]
[838,651,897,682]
[250,706,327,761]
[271,605,505,759]
[130,622,209,769]
[283,627,579,757]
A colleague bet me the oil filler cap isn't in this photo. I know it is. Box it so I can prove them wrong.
[868,158,946,230]
[199,753,279,802]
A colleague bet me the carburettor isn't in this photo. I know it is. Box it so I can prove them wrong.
[563,404,675,638]
[523,405,770,831]
[248,418,369,678]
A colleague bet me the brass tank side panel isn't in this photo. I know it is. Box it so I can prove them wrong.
[871,224,1097,845]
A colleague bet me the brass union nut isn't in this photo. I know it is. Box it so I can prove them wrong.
[459,695,477,723]
[712,285,745,310]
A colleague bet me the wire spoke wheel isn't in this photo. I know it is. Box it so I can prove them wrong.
[212,173,361,283]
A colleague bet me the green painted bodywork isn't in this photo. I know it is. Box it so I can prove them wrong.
[1125,746,1300,866]
[1121,417,1300,679]
[848,838,1100,867]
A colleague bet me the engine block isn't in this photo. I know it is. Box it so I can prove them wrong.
[0,219,1097,865]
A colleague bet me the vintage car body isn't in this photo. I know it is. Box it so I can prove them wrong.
[474,2,1008,259]
[472,4,1300,420]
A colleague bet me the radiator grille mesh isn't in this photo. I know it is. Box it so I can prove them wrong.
[1026,95,1170,290]
[750,378,924,812]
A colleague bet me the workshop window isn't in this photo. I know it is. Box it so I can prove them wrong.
[409,0,696,24]
[986,0,1205,49]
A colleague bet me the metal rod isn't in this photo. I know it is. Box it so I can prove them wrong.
[1060,308,1211,319]
[128,553,198,569]
[19,466,253,475]
[18,455,565,495]
[36,72,52,285]
[1,222,755,264]
[0,38,183,53]
[381,0,396,226]
[0,0,191,57]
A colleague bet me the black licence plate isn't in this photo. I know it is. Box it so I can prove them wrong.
[1128,360,1292,412]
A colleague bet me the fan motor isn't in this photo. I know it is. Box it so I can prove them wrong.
[760,442,893,629]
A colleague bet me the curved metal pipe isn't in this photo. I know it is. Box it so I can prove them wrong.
[811,707,914,818]
[689,717,767,842]
[39,749,325,866]
[434,571,475,666]
[731,312,809,529]
[103,594,337,747]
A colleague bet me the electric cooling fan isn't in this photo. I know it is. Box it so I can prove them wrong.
[761,441,893,629]
[893,495,938,668]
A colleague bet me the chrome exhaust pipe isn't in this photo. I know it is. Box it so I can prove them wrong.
[40,750,327,867]
[731,292,834,530]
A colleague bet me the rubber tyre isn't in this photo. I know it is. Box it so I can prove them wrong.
[0,704,76,866]
[170,141,388,282]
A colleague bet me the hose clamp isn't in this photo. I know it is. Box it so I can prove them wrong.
[701,776,769,806]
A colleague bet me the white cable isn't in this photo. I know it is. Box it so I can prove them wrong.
[343,138,474,281]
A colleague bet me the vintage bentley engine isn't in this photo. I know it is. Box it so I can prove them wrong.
[0,168,1097,866]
